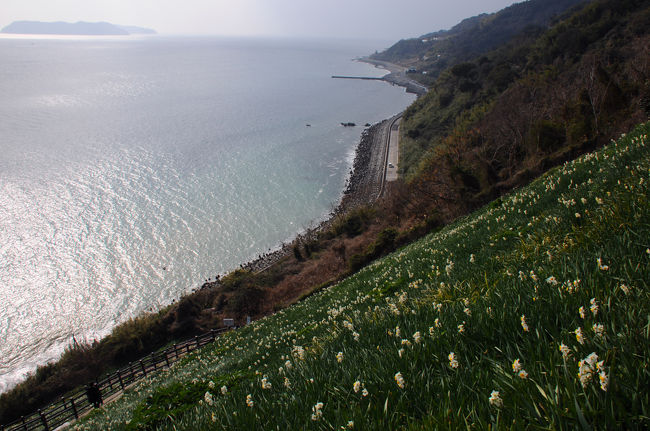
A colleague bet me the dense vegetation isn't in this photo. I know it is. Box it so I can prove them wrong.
[2,0,649,425]
[370,0,587,81]
[75,122,650,429]
[398,0,649,200]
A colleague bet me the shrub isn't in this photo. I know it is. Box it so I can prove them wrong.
[348,228,399,272]
[528,120,566,153]
[331,207,374,238]
[292,243,303,261]
[227,287,265,316]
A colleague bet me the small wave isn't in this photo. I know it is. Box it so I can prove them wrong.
[35,94,86,107]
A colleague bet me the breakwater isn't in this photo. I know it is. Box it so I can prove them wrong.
[331,75,384,80]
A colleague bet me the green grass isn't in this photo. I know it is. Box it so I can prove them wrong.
[75,122,650,430]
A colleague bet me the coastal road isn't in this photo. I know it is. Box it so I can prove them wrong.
[336,58,426,204]
[385,117,400,182]
[377,114,402,198]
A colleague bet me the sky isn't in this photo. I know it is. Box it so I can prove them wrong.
[1,0,520,40]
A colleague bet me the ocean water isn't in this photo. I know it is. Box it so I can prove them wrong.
[0,35,415,392]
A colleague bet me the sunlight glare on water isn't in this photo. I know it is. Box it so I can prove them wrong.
[0,35,415,392]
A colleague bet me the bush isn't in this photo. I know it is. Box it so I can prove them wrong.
[219,270,253,292]
[227,287,265,316]
[332,208,374,238]
[348,228,399,272]
[528,120,566,153]
[451,62,477,78]
[292,243,303,261]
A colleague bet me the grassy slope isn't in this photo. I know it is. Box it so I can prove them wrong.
[76,123,649,429]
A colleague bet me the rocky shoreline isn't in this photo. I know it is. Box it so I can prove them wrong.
[210,59,420,281]
[236,119,392,275]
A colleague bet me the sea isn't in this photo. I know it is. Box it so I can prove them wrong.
[0,35,415,392]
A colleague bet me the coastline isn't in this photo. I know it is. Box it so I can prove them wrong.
[359,57,428,96]
[239,117,397,274]
[238,59,422,276]
[0,57,421,425]
[0,52,416,398]
[0,117,401,418]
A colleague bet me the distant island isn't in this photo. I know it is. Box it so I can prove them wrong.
[1,21,156,35]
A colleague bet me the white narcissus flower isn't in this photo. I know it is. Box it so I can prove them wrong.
[394,372,406,389]
[599,371,608,391]
[448,352,459,369]
[559,343,571,359]
[592,323,605,337]
[489,390,503,408]
[590,298,599,316]
[311,402,324,421]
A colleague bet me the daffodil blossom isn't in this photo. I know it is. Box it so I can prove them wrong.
[489,390,503,408]
[394,371,406,389]
[448,352,459,369]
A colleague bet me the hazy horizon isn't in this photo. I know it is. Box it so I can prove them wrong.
[2,0,520,41]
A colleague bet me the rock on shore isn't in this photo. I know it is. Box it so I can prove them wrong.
[237,120,389,274]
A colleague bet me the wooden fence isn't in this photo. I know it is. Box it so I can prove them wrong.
[1,328,229,431]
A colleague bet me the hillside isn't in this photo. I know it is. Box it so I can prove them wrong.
[370,0,588,80]
[75,122,650,429]
[2,0,649,425]
[398,0,650,195]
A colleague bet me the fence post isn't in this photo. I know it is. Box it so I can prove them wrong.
[140,360,147,377]
[70,397,79,419]
[117,370,125,390]
[164,349,171,368]
[130,362,136,382]
[173,343,178,359]
[21,415,26,431]
[195,335,200,349]
[211,329,216,342]
[38,409,49,431]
